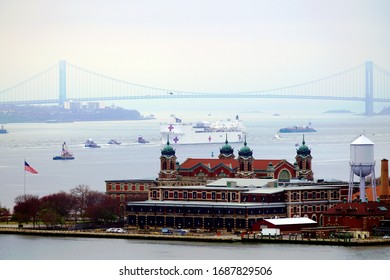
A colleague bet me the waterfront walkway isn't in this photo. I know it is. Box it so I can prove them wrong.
[1,227,390,246]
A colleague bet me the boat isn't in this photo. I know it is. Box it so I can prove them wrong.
[160,115,246,144]
[279,124,317,133]
[273,131,281,139]
[0,125,8,134]
[53,142,75,160]
[107,139,121,145]
[85,139,101,148]
[136,136,149,144]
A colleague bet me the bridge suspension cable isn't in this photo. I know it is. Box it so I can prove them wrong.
[0,61,389,109]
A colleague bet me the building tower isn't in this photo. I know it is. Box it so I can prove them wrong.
[348,135,377,202]
[295,135,314,181]
[219,135,235,159]
[158,138,177,181]
[379,159,390,203]
[236,137,254,178]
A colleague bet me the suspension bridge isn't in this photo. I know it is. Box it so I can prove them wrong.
[0,60,389,115]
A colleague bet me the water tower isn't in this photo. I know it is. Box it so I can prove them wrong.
[348,135,377,202]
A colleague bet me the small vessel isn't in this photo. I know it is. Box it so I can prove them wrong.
[160,115,246,145]
[136,136,149,144]
[108,139,121,145]
[279,124,317,133]
[85,139,101,148]
[53,142,75,160]
[273,131,281,139]
[0,125,8,134]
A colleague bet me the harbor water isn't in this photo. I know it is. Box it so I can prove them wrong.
[1,107,390,259]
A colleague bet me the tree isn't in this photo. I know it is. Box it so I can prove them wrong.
[13,194,41,227]
[70,184,90,221]
[0,207,11,223]
[40,192,76,227]
[40,192,76,221]
[85,191,119,224]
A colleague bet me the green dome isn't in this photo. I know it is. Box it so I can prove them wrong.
[219,136,234,156]
[161,139,175,157]
[297,135,311,157]
[238,139,253,157]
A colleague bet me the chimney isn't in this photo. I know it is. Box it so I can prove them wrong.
[381,159,389,196]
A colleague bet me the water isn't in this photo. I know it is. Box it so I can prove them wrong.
[0,234,389,260]
[1,109,390,259]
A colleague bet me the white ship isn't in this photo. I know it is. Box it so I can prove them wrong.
[160,115,246,145]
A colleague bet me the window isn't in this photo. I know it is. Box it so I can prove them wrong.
[202,192,206,199]
[222,192,226,200]
[174,191,178,199]
[153,191,157,198]
[312,192,316,199]
[192,192,197,199]
[183,192,188,199]
[279,170,290,181]
[304,192,308,199]
[164,191,168,199]
[212,192,216,200]
[232,193,236,200]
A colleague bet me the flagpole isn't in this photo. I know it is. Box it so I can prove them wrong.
[23,159,26,195]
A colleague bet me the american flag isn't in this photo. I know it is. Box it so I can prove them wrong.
[24,161,38,174]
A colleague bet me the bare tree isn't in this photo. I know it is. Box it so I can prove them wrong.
[70,184,90,222]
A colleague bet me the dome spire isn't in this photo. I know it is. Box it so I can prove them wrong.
[219,133,234,159]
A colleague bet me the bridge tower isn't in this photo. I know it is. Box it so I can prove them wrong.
[59,60,67,107]
[365,61,374,116]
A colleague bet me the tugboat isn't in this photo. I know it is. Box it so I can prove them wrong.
[53,142,75,160]
[85,139,101,148]
[0,125,8,134]
[107,139,121,145]
[136,136,149,144]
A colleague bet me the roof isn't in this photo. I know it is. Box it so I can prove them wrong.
[207,178,277,188]
[179,158,289,171]
[324,201,389,216]
[179,158,237,170]
[264,217,317,226]
[351,135,374,145]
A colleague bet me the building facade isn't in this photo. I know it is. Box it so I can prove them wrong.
[126,178,349,230]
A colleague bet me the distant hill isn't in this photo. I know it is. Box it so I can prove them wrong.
[0,105,153,123]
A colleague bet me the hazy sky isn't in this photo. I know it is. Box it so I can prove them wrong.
[0,0,389,94]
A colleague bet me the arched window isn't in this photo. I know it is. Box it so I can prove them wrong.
[278,170,290,182]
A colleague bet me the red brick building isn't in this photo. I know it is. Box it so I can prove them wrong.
[105,179,157,217]
[322,201,389,232]
[157,138,308,186]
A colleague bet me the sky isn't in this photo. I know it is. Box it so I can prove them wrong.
[0,0,389,111]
